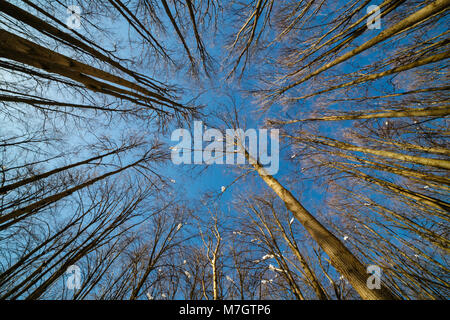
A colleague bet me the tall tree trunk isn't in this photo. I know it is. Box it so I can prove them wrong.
[246,151,398,299]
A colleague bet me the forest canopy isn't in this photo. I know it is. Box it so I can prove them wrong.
[0,0,449,300]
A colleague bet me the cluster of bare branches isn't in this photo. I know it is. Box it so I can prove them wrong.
[0,0,448,300]
[225,0,449,299]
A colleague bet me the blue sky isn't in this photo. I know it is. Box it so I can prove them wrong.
[2,1,448,299]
